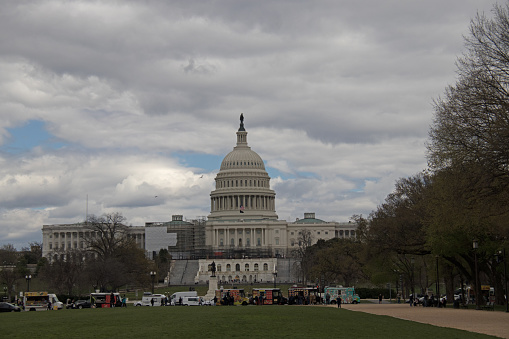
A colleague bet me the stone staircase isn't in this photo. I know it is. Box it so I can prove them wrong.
[169,260,200,285]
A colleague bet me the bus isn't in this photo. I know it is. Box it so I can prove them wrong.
[252,288,287,305]
[215,289,249,306]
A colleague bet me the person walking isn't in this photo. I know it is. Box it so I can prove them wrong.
[378,294,383,304]
[337,296,342,308]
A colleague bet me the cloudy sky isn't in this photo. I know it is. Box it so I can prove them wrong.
[0,0,498,249]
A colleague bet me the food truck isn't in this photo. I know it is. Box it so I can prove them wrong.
[324,286,360,304]
[90,292,122,308]
[215,289,249,305]
[288,287,319,305]
[251,288,287,305]
[24,292,50,311]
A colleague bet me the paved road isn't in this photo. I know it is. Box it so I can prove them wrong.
[332,303,509,338]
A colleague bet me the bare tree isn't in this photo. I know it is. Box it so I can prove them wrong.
[292,229,314,284]
[39,249,87,295]
[84,212,130,260]
[0,244,20,301]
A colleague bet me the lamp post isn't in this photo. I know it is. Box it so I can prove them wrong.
[410,257,415,297]
[436,255,440,303]
[273,265,278,289]
[150,271,156,294]
[499,249,508,313]
[25,275,32,292]
[473,240,480,310]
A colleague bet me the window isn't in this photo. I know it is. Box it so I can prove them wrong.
[236,264,240,271]
[263,263,268,271]
[231,238,235,246]
[254,264,259,271]
[257,238,261,246]
[275,237,279,245]
[217,265,222,272]
[220,239,224,246]
[226,264,231,271]
[245,264,249,271]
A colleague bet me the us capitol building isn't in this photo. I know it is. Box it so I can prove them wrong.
[42,115,358,283]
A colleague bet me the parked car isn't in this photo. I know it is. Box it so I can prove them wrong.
[0,302,21,312]
[72,300,92,309]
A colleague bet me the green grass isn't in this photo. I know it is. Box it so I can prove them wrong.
[0,305,497,338]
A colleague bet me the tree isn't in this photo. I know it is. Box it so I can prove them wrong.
[84,212,131,260]
[39,249,86,295]
[0,244,20,301]
[366,173,432,257]
[81,212,151,292]
[310,238,366,287]
[426,3,509,305]
[291,229,314,283]
[428,4,509,174]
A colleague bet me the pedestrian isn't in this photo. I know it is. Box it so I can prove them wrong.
[337,296,341,308]
[179,296,182,306]
[378,294,382,304]
[110,292,115,308]
[47,300,52,310]
[151,298,155,306]
[122,295,127,308]
[326,293,330,305]
[409,294,414,307]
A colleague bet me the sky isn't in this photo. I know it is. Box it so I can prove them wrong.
[0,0,499,249]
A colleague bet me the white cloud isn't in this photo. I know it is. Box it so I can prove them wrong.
[0,0,498,248]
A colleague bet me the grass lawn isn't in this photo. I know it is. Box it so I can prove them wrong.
[1,305,498,338]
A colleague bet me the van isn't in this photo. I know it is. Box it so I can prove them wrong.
[135,293,167,306]
[182,296,204,306]
[170,291,198,306]
[48,294,64,310]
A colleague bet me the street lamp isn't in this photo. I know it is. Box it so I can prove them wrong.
[473,240,480,310]
[150,271,156,294]
[436,255,440,305]
[410,257,415,297]
[273,268,278,289]
[25,275,32,292]
[498,249,508,313]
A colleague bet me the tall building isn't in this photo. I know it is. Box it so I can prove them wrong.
[42,115,358,265]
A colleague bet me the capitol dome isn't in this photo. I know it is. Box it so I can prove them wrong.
[208,115,277,220]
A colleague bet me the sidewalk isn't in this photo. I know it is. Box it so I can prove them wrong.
[334,303,509,338]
